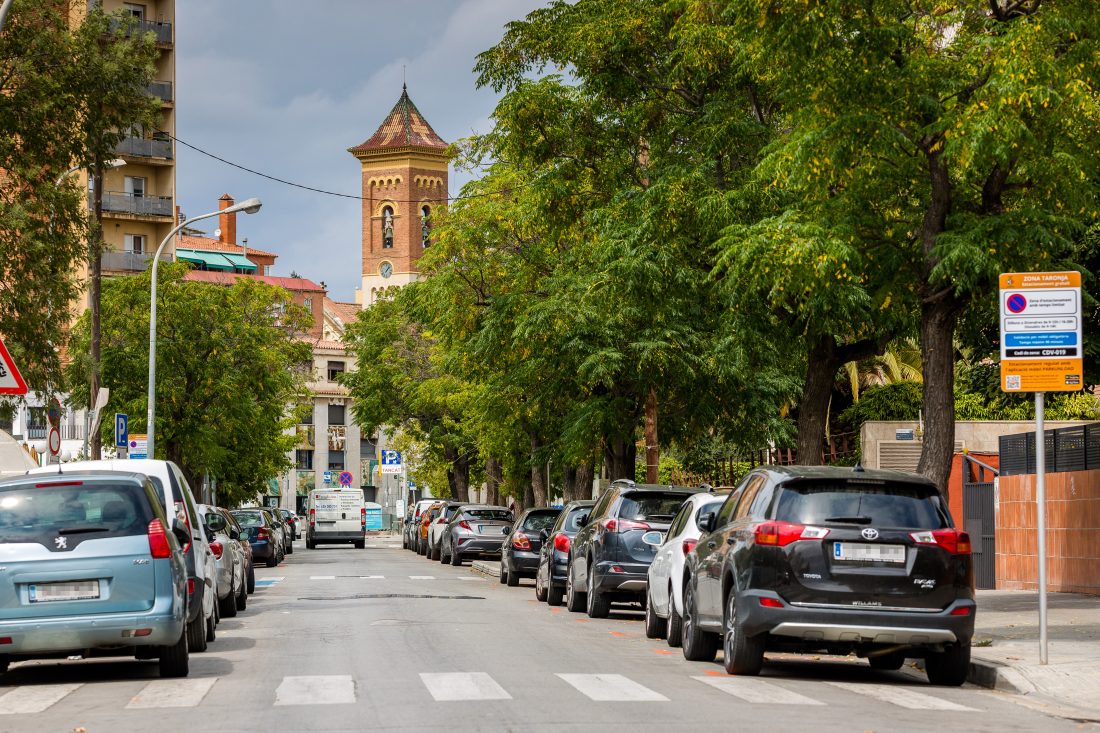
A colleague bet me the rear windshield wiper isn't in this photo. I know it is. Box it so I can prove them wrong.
[824,516,873,525]
[57,526,111,535]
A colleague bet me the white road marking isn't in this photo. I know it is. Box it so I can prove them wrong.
[827,682,978,711]
[359,575,385,579]
[419,672,511,701]
[556,674,668,702]
[693,676,824,705]
[126,678,218,709]
[409,575,435,580]
[385,544,400,548]
[264,576,285,581]
[274,676,356,706]
[0,684,82,714]
[309,575,336,580]
[457,576,485,582]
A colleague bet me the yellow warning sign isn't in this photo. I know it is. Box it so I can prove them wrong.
[999,271,1083,393]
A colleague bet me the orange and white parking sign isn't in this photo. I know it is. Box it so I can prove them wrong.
[1000,271,1084,393]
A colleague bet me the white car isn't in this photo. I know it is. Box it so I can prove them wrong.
[645,489,733,646]
[427,502,462,560]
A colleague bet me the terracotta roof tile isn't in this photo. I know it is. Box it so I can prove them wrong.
[324,297,360,326]
[349,85,447,155]
[183,270,325,292]
[177,234,278,258]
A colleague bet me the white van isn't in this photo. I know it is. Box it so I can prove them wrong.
[306,488,365,549]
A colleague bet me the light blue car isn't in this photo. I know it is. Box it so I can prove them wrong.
[0,471,191,678]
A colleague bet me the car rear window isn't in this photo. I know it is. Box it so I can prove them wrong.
[442,505,461,519]
[232,511,265,527]
[772,482,950,529]
[0,482,155,543]
[463,509,512,521]
[522,511,559,532]
[563,507,591,531]
[617,493,689,523]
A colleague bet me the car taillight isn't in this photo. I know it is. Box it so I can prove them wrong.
[0,637,12,645]
[682,538,698,555]
[210,541,223,559]
[754,522,830,547]
[910,529,971,555]
[512,532,531,550]
[257,528,269,541]
[187,578,195,595]
[459,520,472,530]
[601,518,651,533]
[950,606,972,616]
[436,516,447,524]
[362,507,367,529]
[309,508,316,527]
[553,534,571,553]
[759,597,783,608]
[148,519,172,559]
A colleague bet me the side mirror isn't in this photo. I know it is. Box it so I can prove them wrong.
[206,513,226,532]
[641,530,664,547]
[577,514,589,527]
[171,518,190,548]
[228,527,241,541]
[539,529,550,542]
[698,512,716,534]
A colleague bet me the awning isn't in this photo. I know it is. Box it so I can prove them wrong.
[176,249,233,271]
[220,253,257,272]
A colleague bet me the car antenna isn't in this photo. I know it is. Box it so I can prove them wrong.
[852,460,865,473]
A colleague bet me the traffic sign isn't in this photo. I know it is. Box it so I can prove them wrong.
[47,426,60,456]
[338,470,353,487]
[47,397,62,427]
[128,433,148,459]
[114,413,129,449]
[0,338,27,395]
[323,470,333,485]
[380,449,402,474]
[1000,271,1084,393]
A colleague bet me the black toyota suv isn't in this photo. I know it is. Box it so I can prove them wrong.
[680,465,975,685]
[566,480,702,618]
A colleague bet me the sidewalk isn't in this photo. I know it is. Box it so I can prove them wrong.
[970,589,1100,721]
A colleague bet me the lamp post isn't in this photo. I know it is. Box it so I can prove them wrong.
[146,197,261,460]
[0,0,14,35]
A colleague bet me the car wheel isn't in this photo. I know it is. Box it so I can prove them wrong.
[431,543,440,561]
[0,657,10,676]
[506,563,521,587]
[925,642,970,686]
[499,565,508,584]
[440,543,450,564]
[246,563,255,594]
[681,578,718,662]
[187,613,207,653]
[402,533,408,550]
[645,587,667,639]
[286,541,294,555]
[868,652,906,671]
[722,589,764,675]
[158,626,189,678]
[354,540,365,549]
[266,552,278,568]
[666,584,683,648]
[206,606,217,643]
[419,539,428,556]
[586,560,610,618]
[535,568,548,602]
[451,547,463,566]
[565,561,586,612]
[219,587,238,619]
[235,576,248,611]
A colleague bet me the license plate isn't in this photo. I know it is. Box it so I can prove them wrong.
[833,542,905,563]
[28,580,101,603]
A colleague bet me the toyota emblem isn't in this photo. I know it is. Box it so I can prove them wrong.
[861,527,880,541]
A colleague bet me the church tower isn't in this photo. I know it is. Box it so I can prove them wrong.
[348,85,449,306]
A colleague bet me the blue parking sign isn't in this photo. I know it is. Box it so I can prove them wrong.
[114,413,128,448]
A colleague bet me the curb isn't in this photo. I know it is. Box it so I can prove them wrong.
[472,561,501,578]
[966,657,1034,694]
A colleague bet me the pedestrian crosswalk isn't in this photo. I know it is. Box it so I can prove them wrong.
[0,671,986,713]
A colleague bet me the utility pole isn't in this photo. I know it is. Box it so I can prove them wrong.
[89,164,105,460]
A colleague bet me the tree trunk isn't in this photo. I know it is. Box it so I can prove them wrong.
[916,298,959,495]
[89,166,104,459]
[573,460,594,501]
[485,456,502,506]
[604,437,636,481]
[445,445,470,502]
[530,435,548,507]
[644,387,659,483]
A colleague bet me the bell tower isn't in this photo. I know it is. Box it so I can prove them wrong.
[348,85,449,306]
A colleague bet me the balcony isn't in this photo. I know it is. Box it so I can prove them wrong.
[147,81,173,103]
[99,191,174,218]
[115,136,173,160]
[109,17,173,45]
[101,249,174,273]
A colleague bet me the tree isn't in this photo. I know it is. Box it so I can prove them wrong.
[67,264,312,505]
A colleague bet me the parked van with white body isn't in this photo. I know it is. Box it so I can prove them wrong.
[306,488,365,549]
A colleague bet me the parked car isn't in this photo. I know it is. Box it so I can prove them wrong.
[30,459,218,653]
[645,489,732,645]
[261,508,287,561]
[267,507,293,555]
[404,499,437,551]
[197,504,248,618]
[232,508,282,567]
[218,507,255,593]
[534,500,595,606]
[680,465,975,684]
[428,502,463,560]
[306,488,365,549]
[418,502,444,556]
[501,507,561,587]
[0,471,190,678]
[440,505,514,566]
[566,480,702,618]
[279,508,300,542]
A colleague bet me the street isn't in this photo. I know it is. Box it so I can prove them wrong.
[0,540,1086,733]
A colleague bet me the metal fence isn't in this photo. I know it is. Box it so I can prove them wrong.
[115,136,173,159]
[108,17,173,44]
[101,249,174,273]
[147,81,174,102]
[999,423,1100,476]
[99,191,174,217]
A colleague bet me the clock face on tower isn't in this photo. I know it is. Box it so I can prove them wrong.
[380,261,393,279]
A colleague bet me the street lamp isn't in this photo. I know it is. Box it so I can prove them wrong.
[146,197,261,459]
[56,158,125,187]
[0,0,14,35]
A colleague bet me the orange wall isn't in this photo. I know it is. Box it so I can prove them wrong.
[946,452,1000,531]
[996,470,1100,595]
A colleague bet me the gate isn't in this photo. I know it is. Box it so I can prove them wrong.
[961,455,998,590]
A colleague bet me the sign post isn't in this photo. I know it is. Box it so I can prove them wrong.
[1000,271,1083,666]
[114,413,129,457]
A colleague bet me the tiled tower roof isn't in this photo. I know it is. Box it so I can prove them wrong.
[349,85,447,156]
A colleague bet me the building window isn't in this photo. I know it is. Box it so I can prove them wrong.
[303,297,312,310]
[381,206,394,249]
[328,403,345,426]
[421,205,431,247]
[299,403,314,425]
[124,175,146,198]
[125,234,145,253]
[328,451,345,471]
[295,449,314,470]
[123,3,145,19]
[327,361,345,382]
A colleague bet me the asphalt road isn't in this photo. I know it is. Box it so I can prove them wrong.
[0,541,1090,732]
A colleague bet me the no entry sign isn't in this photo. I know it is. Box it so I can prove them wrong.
[1000,271,1083,393]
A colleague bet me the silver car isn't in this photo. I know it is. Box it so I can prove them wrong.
[197,504,247,618]
[440,505,514,566]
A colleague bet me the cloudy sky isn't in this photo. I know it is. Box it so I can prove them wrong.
[175,1,547,301]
